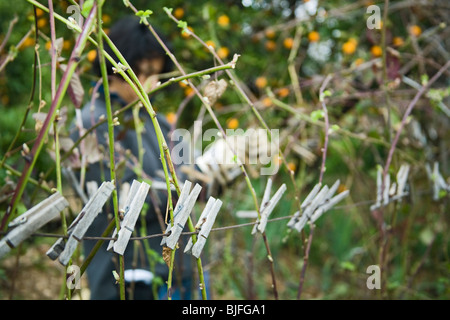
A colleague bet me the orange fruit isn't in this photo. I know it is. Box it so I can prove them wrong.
[287,162,296,172]
[393,36,404,47]
[370,45,382,57]
[278,87,290,98]
[37,18,47,28]
[217,14,230,27]
[102,14,111,24]
[409,25,421,37]
[205,40,216,50]
[265,40,276,51]
[166,112,177,125]
[308,31,320,42]
[255,76,268,89]
[262,97,272,107]
[181,26,194,38]
[63,40,71,51]
[174,7,184,19]
[342,40,357,55]
[35,8,45,17]
[184,87,194,96]
[354,58,364,66]
[283,37,294,49]
[227,118,239,129]
[87,49,97,62]
[217,47,230,59]
[22,37,35,48]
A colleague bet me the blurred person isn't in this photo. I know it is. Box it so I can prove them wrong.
[70,15,198,300]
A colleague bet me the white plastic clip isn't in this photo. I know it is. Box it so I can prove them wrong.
[1,192,69,259]
[370,165,410,211]
[288,180,349,233]
[161,181,202,250]
[425,162,449,201]
[58,181,115,266]
[112,181,150,255]
[184,196,222,258]
[251,179,287,234]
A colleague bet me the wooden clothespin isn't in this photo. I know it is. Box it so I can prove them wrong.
[161,181,202,250]
[251,179,287,235]
[288,180,349,233]
[160,180,192,247]
[1,192,69,259]
[290,184,330,233]
[58,181,115,266]
[370,165,410,211]
[112,181,151,255]
[184,196,222,258]
[48,182,113,260]
[107,180,141,252]
[426,162,449,201]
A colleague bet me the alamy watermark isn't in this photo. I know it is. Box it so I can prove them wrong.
[66,5,82,30]
[366,265,381,290]
[170,121,280,176]
[66,265,81,290]
[366,5,382,30]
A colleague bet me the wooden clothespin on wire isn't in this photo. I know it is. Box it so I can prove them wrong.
[287,180,349,233]
[251,179,287,235]
[184,196,222,258]
[160,180,202,250]
[370,165,410,211]
[1,192,69,259]
[110,180,150,255]
[56,181,115,266]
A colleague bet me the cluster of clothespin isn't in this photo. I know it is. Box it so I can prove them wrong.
[287,180,349,233]
[234,179,287,235]
[0,192,69,259]
[160,180,222,259]
[370,165,410,211]
[47,181,115,265]
[425,162,450,201]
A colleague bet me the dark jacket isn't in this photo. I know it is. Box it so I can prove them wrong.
[70,91,193,299]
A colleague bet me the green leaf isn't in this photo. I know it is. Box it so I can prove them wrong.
[81,0,94,18]
[136,9,153,25]
[163,7,173,15]
[311,109,324,121]
[340,261,356,271]
[177,20,188,30]
[421,74,429,86]
[331,124,340,132]
[319,89,332,102]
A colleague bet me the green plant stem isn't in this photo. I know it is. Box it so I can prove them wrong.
[96,0,124,300]
[1,4,97,231]
[99,25,182,298]
[0,15,37,169]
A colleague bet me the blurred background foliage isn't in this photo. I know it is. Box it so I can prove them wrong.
[0,0,449,299]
